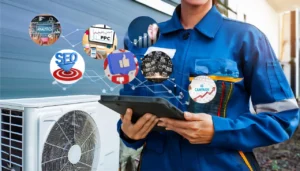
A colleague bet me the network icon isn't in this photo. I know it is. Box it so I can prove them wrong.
[51,26,190,107]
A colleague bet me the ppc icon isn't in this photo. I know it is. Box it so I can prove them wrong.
[50,49,85,85]
[82,24,118,59]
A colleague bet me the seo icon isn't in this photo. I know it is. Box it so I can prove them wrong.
[50,49,85,84]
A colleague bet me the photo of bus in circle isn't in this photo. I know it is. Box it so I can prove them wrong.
[29,14,61,46]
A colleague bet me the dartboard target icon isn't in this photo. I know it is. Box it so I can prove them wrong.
[50,49,85,85]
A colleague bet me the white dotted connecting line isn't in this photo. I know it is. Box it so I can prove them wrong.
[53,28,189,105]
[53,70,188,105]
[84,70,121,92]
[52,80,73,91]
[60,28,85,47]
[166,79,188,93]
[128,78,189,106]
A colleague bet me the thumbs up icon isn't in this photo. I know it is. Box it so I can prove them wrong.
[119,54,130,68]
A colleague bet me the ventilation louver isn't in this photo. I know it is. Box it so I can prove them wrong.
[1,108,24,171]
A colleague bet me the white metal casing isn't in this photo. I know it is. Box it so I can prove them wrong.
[0,95,120,171]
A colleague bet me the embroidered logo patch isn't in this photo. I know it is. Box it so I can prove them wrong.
[189,76,217,104]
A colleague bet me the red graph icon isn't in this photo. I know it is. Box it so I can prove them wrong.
[193,87,216,101]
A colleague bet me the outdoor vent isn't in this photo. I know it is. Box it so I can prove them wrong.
[1,108,23,171]
[0,95,120,171]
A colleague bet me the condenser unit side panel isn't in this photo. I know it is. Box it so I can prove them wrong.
[95,103,120,170]
[23,107,40,171]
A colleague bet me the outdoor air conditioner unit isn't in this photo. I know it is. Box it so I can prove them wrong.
[0,95,120,171]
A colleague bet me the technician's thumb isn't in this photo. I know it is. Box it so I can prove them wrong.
[184,112,202,121]
[124,108,133,122]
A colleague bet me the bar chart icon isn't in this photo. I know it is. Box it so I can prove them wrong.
[128,16,159,48]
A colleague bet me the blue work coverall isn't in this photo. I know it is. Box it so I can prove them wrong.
[117,5,300,171]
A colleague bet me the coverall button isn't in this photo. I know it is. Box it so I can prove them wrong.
[182,32,190,40]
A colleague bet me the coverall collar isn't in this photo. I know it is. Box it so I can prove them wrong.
[160,4,223,39]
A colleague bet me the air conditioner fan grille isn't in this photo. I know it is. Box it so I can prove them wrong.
[42,110,100,171]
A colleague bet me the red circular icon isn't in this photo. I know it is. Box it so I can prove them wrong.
[104,49,138,84]
[53,68,83,81]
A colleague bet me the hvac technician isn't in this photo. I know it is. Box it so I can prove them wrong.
[117,0,300,170]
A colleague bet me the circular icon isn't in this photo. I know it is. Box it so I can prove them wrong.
[104,49,138,84]
[82,24,118,59]
[29,14,61,46]
[128,16,160,48]
[50,49,85,84]
[189,76,217,104]
[141,51,173,83]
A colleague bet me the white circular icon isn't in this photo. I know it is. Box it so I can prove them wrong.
[82,24,118,59]
[188,76,217,104]
[50,49,85,84]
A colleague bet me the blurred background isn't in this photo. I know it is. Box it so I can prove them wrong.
[0,0,299,170]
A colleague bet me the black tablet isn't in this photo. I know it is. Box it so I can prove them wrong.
[99,95,184,131]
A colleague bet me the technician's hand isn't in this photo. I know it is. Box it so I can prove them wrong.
[158,112,214,144]
[121,108,159,140]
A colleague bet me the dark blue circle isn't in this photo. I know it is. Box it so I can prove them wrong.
[128,16,157,45]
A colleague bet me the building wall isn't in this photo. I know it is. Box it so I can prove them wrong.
[0,0,170,99]
[232,0,280,56]
[0,0,283,100]
[298,10,300,97]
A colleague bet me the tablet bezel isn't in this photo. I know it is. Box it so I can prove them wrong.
[99,95,185,131]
